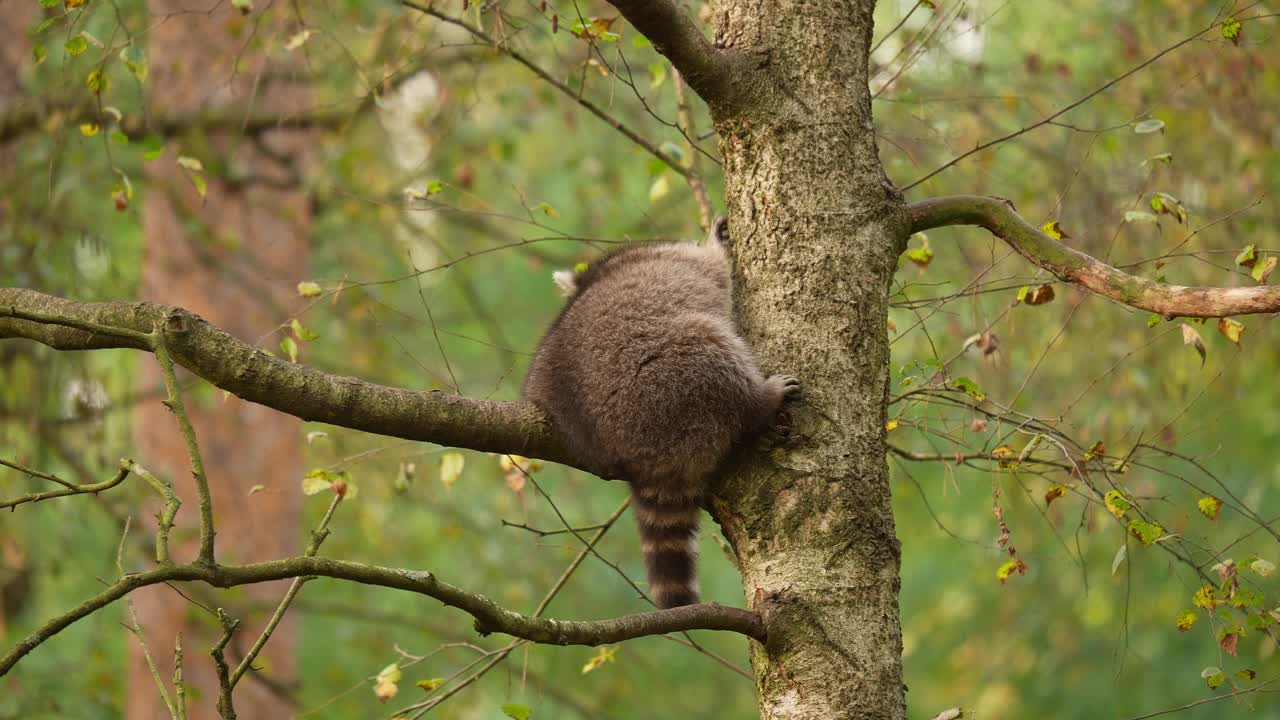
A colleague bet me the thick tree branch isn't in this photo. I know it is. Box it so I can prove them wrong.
[603,0,737,105]
[0,557,765,677]
[906,195,1280,318]
[0,288,574,467]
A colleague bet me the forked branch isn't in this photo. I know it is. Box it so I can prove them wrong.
[907,195,1280,318]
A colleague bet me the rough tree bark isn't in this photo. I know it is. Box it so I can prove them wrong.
[705,2,908,718]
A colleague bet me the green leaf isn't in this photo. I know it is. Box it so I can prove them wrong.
[502,704,532,720]
[1123,210,1159,224]
[290,318,319,342]
[426,179,443,195]
[86,69,110,95]
[279,336,299,363]
[120,46,148,82]
[297,281,322,298]
[32,44,47,64]
[231,0,254,13]
[64,36,88,57]
[1144,152,1173,165]
[1202,667,1225,690]
[1222,17,1242,45]
[439,452,465,490]
[535,201,559,217]
[1126,519,1162,545]
[109,130,129,145]
[951,376,984,401]
[142,135,165,160]
[1133,118,1165,134]
[1192,585,1217,609]
[1103,490,1130,519]
[632,34,651,49]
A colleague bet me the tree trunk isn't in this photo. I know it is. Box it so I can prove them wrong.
[708,2,909,718]
[128,4,310,717]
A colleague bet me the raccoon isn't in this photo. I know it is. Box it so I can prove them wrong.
[522,219,800,608]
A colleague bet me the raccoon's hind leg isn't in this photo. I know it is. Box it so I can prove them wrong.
[755,374,802,435]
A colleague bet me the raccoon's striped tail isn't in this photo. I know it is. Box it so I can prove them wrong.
[630,484,702,609]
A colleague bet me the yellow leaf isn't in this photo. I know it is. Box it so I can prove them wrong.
[581,646,616,674]
[1217,318,1244,344]
[1252,256,1276,283]
[1176,611,1197,632]
[1040,220,1071,240]
[649,175,670,204]
[301,474,331,495]
[296,281,322,297]
[439,452,465,490]
[416,678,445,692]
[996,559,1026,583]
[1197,495,1221,520]
[79,123,100,136]
[885,419,899,432]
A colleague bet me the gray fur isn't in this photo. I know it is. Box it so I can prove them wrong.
[522,219,799,608]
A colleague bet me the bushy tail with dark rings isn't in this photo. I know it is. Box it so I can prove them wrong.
[630,484,702,609]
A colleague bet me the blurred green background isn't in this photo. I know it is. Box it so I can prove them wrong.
[2,0,1278,717]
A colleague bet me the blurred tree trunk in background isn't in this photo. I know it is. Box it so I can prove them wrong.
[0,0,38,648]
[128,4,311,717]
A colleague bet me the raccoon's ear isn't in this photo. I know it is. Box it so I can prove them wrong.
[709,216,729,246]
[552,270,578,297]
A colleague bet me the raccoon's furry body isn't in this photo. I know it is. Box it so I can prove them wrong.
[522,220,799,608]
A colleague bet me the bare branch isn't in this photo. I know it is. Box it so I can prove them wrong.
[902,17,1219,190]
[401,2,690,179]
[0,457,131,509]
[906,195,1280,318]
[0,557,765,677]
[0,288,575,468]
